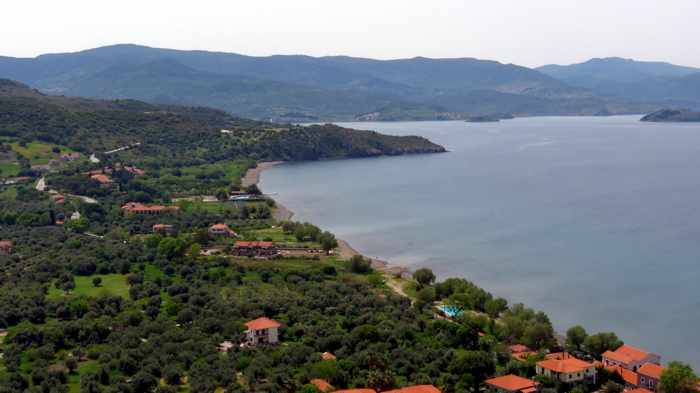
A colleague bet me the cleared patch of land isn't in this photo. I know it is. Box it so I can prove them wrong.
[47,274,130,300]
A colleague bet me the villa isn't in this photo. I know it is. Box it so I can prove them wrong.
[233,241,277,257]
[536,354,596,384]
[208,223,237,237]
[485,375,537,393]
[121,202,179,215]
[602,345,660,372]
[244,317,281,346]
[606,365,640,388]
[637,363,664,392]
[90,173,113,186]
[153,224,176,235]
[0,240,12,255]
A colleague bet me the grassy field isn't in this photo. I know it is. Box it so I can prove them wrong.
[250,226,297,242]
[0,162,20,177]
[47,274,130,300]
[143,159,253,195]
[10,141,75,164]
[67,361,99,393]
[0,185,18,200]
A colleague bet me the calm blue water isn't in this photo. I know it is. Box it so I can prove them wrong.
[260,116,700,367]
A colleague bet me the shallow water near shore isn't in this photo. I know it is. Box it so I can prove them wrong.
[260,115,700,367]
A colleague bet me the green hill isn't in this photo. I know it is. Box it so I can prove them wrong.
[0,79,445,169]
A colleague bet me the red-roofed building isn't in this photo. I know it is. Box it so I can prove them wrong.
[510,344,537,362]
[90,173,113,186]
[606,365,640,387]
[383,386,441,393]
[485,375,538,393]
[122,202,179,215]
[244,317,281,346]
[638,363,664,392]
[0,240,12,255]
[536,355,596,384]
[332,390,376,393]
[153,224,176,235]
[602,345,660,372]
[208,223,237,237]
[311,379,334,392]
[322,352,337,361]
[233,241,277,257]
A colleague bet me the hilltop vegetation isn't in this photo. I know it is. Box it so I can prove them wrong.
[0,44,653,121]
[0,79,444,172]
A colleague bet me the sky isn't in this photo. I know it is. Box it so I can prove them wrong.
[3,0,700,68]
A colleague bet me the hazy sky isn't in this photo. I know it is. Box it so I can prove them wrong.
[3,0,699,67]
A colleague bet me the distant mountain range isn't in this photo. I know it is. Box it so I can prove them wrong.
[0,45,697,121]
[537,57,700,109]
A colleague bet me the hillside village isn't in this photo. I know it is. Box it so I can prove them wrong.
[1,86,698,393]
[2,131,699,393]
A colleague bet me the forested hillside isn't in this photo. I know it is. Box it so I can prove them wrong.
[0,45,651,121]
[0,79,444,169]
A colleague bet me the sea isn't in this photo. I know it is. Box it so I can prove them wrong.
[259,115,700,367]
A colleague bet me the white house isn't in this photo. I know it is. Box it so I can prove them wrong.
[244,317,281,346]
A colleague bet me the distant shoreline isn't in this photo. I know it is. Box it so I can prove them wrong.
[246,161,412,278]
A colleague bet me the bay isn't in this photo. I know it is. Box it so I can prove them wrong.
[260,116,700,366]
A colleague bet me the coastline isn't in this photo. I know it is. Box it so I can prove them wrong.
[246,162,412,279]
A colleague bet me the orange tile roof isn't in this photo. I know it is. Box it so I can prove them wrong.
[245,317,281,330]
[485,375,537,392]
[537,357,593,373]
[603,345,652,364]
[322,352,337,361]
[332,390,375,393]
[311,379,334,392]
[90,174,113,184]
[510,344,532,353]
[383,386,441,393]
[235,241,274,248]
[606,365,639,385]
[638,363,664,380]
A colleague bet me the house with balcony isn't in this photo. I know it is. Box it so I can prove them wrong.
[536,354,596,384]
[244,317,281,346]
[602,345,660,372]
[638,363,664,392]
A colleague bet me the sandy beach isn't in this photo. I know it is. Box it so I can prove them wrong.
[246,162,413,280]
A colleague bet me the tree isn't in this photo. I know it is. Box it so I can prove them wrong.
[566,325,588,352]
[601,381,624,393]
[413,268,436,289]
[522,323,555,350]
[215,188,229,201]
[415,286,436,310]
[319,231,338,253]
[660,362,698,393]
[246,184,262,195]
[448,350,496,388]
[584,332,622,357]
[92,277,102,287]
[65,357,78,373]
[484,297,508,318]
[350,255,372,274]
